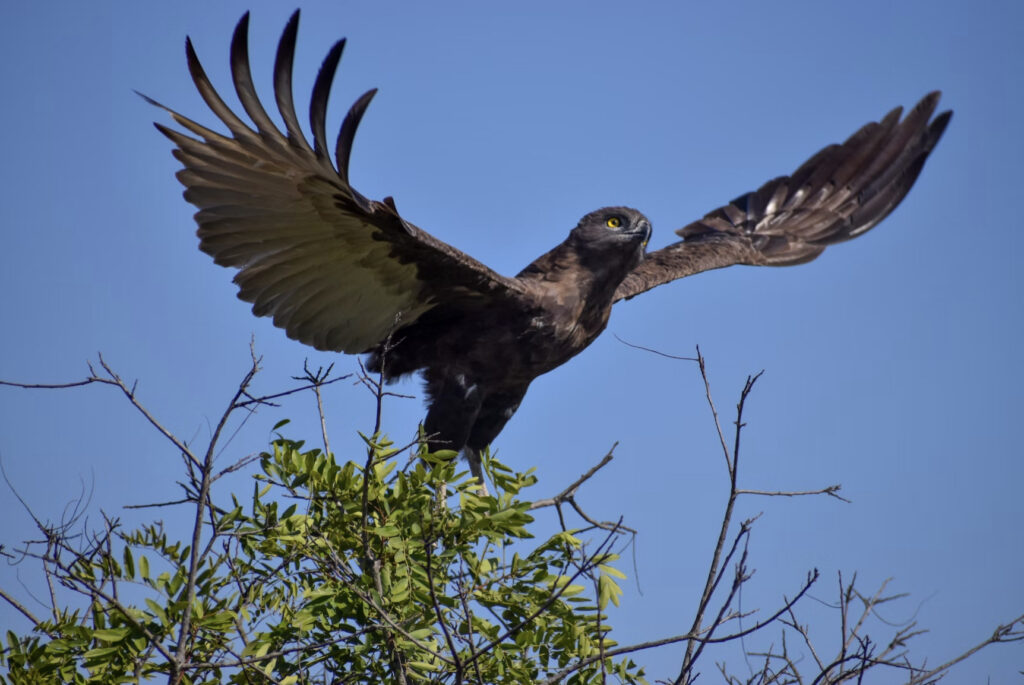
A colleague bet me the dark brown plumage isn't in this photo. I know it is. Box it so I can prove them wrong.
[148,11,951,487]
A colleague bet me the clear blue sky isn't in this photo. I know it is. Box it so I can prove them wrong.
[2,1,1021,680]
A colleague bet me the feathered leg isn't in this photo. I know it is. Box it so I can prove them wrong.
[463,385,529,497]
[423,371,483,497]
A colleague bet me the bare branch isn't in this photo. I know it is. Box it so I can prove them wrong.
[292,360,340,456]
[696,345,735,479]
[0,586,40,626]
[530,446,615,510]
[3,356,203,470]
[122,497,193,510]
[542,568,817,685]
[235,369,351,409]
[680,349,763,680]
[99,355,204,471]
[0,378,97,389]
[908,612,1024,684]
[173,347,261,682]
[736,485,850,503]
[613,333,699,361]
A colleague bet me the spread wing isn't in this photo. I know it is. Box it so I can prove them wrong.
[614,92,952,303]
[147,11,526,353]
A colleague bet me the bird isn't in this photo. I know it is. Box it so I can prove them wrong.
[146,11,951,489]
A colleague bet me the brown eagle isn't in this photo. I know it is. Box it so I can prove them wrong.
[148,11,951,486]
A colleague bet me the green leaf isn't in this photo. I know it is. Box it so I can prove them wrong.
[408,628,435,640]
[598,573,623,609]
[242,640,271,658]
[122,546,135,579]
[92,628,130,642]
[144,598,168,626]
[373,460,397,480]
[599,564,627,580]
[83,646,120,660]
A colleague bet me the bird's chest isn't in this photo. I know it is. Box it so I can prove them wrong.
[521,296,611,373]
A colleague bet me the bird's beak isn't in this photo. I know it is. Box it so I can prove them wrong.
[640,220,652,249]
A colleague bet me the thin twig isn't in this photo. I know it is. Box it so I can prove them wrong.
[235,371,351,409]
[97,355,203,470]
[454,564,486,685]
[423,519,463,682]
[680,350,761,681]
[907,612,1024,684]
[0,586,40,625]
[541,571,817,685]
[696,346,735,479]
[123,497,192,510]
[613,333,699,361]
[530,447,616,510]
[172,346,261,683]
[736,485,850,503]
[293,360,338,456]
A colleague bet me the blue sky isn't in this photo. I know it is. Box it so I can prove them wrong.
[2,1,1021,680]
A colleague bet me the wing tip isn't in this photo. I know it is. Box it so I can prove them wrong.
[230,12,252,63]
[135,89,161,108]
[929,108,953,141]
[309,37,348,161]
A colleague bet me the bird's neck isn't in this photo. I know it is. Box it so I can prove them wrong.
[516,241,632,312]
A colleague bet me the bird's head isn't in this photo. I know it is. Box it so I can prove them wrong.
[569,206,652,267]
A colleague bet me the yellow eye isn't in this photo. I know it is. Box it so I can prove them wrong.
[606,216,622,228]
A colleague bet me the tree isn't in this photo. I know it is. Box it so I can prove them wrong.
[1,347,1021,683]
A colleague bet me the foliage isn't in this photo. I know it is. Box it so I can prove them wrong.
[1,429,642,684]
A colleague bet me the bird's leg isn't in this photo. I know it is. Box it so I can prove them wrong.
[423,372,483,499]
[462,384,529,499]
[463,446,489,497]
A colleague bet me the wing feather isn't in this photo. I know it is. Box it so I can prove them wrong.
[271,11,315,156]
[336,89,378,185]
[308,38,345,165]
[147,11,525,353]
[229,13,286,150]
[614,93,951,302]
